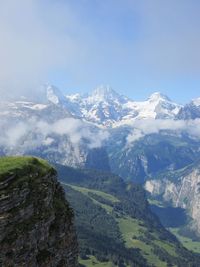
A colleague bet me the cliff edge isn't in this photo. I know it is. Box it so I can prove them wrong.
[0,156,78,267]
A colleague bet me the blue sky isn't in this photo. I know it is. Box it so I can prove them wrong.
[1,0,200,103]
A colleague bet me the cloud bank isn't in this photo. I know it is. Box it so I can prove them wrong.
[1,0,200,101]
[126,119,200,144]
[0,0,81,98]
[0,117,109,152]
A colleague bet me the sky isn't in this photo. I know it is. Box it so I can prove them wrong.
[1,0,200,103]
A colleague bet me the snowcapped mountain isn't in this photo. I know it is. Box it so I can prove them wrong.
[0,100,72,124]
[66,85,130,126]
[66,86,182,126]
[0,84,199,170]
[120,91,181,122]
[46,85,68,105]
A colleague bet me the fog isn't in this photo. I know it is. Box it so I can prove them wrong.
[0,116,109,151]
[127,119,200,144]
[1,1,200,101]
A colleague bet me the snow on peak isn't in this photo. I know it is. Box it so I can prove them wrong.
[66,93,81,102]
[46,85,66,105]
[192,97,200,107]
[63,88,182,126]
[148,92,170,102]
[31,85,183,127]
[90,85,123,102]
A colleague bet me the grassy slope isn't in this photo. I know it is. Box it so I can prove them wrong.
[117,217,168,267]
[68,184,119,203]
[64,184,179,267]
[0,156,54,182]
[58,165,200,266]
[79,256,115,267]
[169,228,200,254]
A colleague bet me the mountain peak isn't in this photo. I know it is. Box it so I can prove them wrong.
[148,92,170,102]
[90,85,121,101]
[46,85,66,105]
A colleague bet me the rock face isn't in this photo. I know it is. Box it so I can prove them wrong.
[145,162,200,235]
[106,131,200,182]
[0,156,78,267]
[176,99,200,120]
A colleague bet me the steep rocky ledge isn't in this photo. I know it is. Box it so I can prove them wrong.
[0,156,78,267]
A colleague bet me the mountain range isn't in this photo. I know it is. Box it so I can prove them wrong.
[1,84,200,245]
[1,85,200,177]
[2,84,200,126]
[66,86,182,126]
[2,84,200,171]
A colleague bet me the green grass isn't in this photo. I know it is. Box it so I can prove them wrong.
[118,216,175,267]
[154,240,177,257]
[65,184,119,203]
[131,240,168,267]
[117,217,146,244]
[79,256,115,267]
[66,183,182,267]
[169,228,200,254]
[96,202,113,213]
[0,156,54,182]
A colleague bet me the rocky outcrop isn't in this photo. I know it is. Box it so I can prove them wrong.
[0,156,78,267]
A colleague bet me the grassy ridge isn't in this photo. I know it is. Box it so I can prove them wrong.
[68,184,119,203]
[0,156,54,182]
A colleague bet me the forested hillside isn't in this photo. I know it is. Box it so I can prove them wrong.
[57,165,200,267]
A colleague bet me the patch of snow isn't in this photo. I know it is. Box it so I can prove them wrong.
[29,104,47,110]
[192,97,200,107]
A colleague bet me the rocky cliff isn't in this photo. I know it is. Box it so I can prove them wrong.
[145,161,200,235]
[0,156,78,267]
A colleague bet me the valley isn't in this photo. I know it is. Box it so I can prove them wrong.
[57,164,200,267]
[1,86,200,266]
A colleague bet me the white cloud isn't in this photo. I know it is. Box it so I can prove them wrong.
[0,117,109,151]
[1,0,200,100]
[0,0,83,98]
[126,119,200,144]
